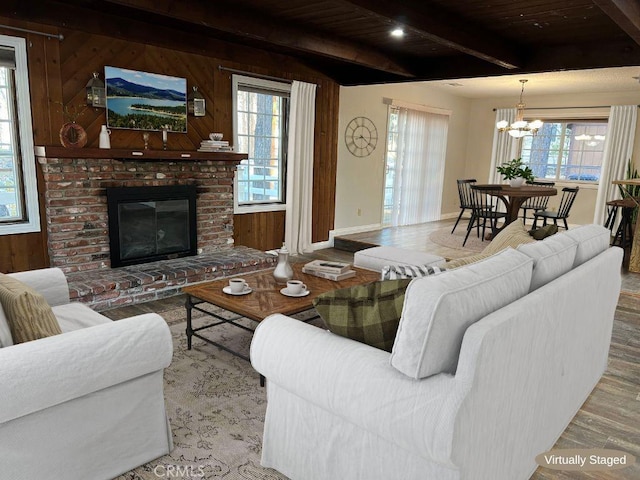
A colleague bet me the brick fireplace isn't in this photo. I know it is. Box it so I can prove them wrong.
[35,147,276,310]
[36,147,242,273]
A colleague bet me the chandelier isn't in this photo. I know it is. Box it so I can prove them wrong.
[496,79,543,138]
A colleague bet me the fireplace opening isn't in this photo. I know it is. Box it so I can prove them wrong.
[107,185,197,268]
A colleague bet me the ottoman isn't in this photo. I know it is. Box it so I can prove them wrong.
[353,246,445,272]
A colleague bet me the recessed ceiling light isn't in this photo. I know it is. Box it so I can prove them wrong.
[390,28,404,38]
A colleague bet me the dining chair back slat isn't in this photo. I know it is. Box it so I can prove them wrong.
[520,180,555,225]
[451,179,477,233]
[463,187,507,246]
[533,186,579,230]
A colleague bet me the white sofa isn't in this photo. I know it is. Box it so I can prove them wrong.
[0,267,174,480]
[251,225,622,480]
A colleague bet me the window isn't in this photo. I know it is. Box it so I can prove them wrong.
[382,107,399,225]
[0,35,39,235]
[520,121,608,183]
[232,75,290,212]
[382,103,449,226]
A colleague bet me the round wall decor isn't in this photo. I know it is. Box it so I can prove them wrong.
[59,122,87,148]
[345,116,378,157]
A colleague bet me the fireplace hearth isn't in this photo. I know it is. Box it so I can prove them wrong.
[107,185,197,268]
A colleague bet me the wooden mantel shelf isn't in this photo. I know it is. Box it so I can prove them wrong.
[35,145,247,162]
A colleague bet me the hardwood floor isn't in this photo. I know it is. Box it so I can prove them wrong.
[332,218,640,294]
[333,218,477,262]
[103,218,640,479]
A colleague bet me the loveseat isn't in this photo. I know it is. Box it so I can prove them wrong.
[251,225,622,480]
[0,267,174,480]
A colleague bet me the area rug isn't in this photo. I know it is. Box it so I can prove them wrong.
[115,304,320,480]
[115,294,639,480]
[428,225,487,253]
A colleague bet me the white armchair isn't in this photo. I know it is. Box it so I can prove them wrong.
[0,268,174,480]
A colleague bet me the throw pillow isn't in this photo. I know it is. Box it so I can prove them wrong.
[443,252,491,269]
[381,264,446,280]
[443,220,534,270]
[313,279,411,352]
[528,224,558,240]
[0,273,62,344]
[481,219,535,256]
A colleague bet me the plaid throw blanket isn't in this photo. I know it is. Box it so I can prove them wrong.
[381,264,446,280]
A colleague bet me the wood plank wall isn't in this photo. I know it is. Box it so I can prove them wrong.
[0,17,339,272]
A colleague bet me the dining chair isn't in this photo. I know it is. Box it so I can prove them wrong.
[520,180,555,225]
[452,179,477,234]
[463,187,507,246]
[532,186,579,230]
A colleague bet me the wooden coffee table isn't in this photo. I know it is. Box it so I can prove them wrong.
[182,263,380,361]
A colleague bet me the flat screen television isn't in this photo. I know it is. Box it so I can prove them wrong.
[105,66,187,132]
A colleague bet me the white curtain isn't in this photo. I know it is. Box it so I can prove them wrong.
[593,105,638,224]
[390,107,449,227]
[488,108,519,183]
[284,81,317,255]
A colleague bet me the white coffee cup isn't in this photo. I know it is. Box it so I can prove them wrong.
[229,278,248,293]
[286,280,307,295]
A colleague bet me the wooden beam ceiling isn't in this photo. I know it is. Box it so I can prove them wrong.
[339,0,522,69]
[594,0,640,46]
[3,0,640,85]
[99,0,415,78]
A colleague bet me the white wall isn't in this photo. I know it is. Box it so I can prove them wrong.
[335,83,471,231]
[336,84,640,231]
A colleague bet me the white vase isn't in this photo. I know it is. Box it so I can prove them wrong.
[99,125,111,149]
[273,244,293,284]
[509,177,525,187]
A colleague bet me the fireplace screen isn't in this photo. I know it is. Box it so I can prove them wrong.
[107,185,197,267]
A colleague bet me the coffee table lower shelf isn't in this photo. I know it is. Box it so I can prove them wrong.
[184,295,319,387]
[185,296,318,362]
[185,297,257,362]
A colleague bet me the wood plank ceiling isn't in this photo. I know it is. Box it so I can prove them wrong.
[3,0,640,85]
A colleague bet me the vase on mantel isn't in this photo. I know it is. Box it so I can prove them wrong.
[273,243,293,284]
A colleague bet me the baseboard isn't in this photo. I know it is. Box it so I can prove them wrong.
[311,239,333,250]
[329,223,383,240]
[440,212,460,220]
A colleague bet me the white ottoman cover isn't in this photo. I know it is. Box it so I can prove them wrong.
[354,246,445,272]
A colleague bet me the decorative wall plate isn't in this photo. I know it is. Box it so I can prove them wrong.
[59,122,87,148]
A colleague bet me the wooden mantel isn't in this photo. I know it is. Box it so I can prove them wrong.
[35,145,247,162]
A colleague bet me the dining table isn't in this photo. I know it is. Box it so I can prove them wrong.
[471,183,558,235]
[612,178,640,272]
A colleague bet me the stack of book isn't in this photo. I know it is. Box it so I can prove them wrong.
[198,140,234,152]
[302,260,356,281]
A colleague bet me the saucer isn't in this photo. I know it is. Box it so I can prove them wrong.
[223,286,252,296]
[280,287,310,298]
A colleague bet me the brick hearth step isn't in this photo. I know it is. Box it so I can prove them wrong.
[65,246,276,312]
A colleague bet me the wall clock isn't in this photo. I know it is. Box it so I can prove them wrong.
[345,116,378,157]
